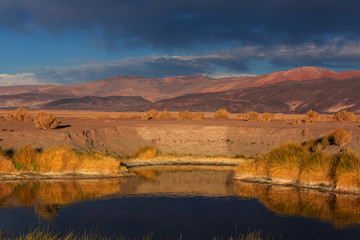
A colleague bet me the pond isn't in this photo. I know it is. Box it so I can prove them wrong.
[1,166,360,239]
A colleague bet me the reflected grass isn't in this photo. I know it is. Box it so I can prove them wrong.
[234,181,360,227]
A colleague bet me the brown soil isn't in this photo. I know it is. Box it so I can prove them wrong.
[1,112,359,158]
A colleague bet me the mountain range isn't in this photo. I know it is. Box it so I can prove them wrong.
[1,66,360,113]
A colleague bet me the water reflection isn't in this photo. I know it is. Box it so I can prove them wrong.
[234,181,360,227]
[0,167,359,227]
[0,180,123,220]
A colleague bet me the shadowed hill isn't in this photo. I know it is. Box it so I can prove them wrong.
[150,77,360,113]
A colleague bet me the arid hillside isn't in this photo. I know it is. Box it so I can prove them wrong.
[1,66,360,113]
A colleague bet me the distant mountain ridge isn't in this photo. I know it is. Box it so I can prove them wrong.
[1,66,360,113]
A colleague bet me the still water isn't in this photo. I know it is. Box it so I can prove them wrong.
[1,166,360,239]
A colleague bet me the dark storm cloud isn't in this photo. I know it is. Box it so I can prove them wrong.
[1,0,360,48]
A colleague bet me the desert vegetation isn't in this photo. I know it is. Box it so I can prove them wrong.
[33,112,60,130]
[0,145,122,174]
[177,110,204,120]
[4,108,32,121]
[143,109,172,120]
[214,108,230,119]
[333,110,355,122]
[237,112,274,121]
[235,128,359,192]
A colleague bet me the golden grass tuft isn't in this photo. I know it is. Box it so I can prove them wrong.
[4,108,32,121]
[35,146,80,172]
[335,149,360,187]
[300,152,334,184]
[135,146,159,159]
[237,111,259,121]
[331,128,352,147]
[214,108,230,119]
[33,112,60,130]
[333,110,354,122]
[77,152,119,172]
[13,144,38,168]
[0,156,15,172]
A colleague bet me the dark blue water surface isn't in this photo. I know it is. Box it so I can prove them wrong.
[0,168,360,239]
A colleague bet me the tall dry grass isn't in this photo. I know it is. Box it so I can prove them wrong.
[135,146,159,159]
[13,144,38,169]
[35,146,79,172]
[0,156,15,172]
[335,149,360,188]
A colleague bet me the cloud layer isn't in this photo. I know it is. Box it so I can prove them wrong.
[1,0,360,49]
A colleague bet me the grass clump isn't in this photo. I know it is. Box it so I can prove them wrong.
[238,111,259,121]
[259,143,309,181]
[0,155,15,172]
[78,152,120,173]
[135,146,159,159]
[178,110,204,120]
[214,108,230,119]
[33,112,60,130]
[335,149,360,188]
[333,110,354,122]
[300,152,334,184]
[4,108,32,121]
[35,146,80,172]
[13,145,38,170]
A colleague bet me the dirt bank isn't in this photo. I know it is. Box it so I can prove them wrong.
[1,117,360,158]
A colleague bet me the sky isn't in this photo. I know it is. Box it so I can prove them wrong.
[1,0,360,86]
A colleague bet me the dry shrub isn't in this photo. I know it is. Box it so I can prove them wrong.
[33,112,59,130]
[332,128,352,147]
[13,145,37,168]
[0,156,15,172]
[177,110,204,120]
[244,111,259,121]
[135,146,159,159]
[4,108,32,121]
[335,149,360,187]
[78,152,119,173]
[333,110,354,122]
[158,110,172,119]
[35,146,79,172]
[214,108,230,119]
[302,128,310,137]
[144,109,159,120]
[306,110,320,122]
[260,112,274,121]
